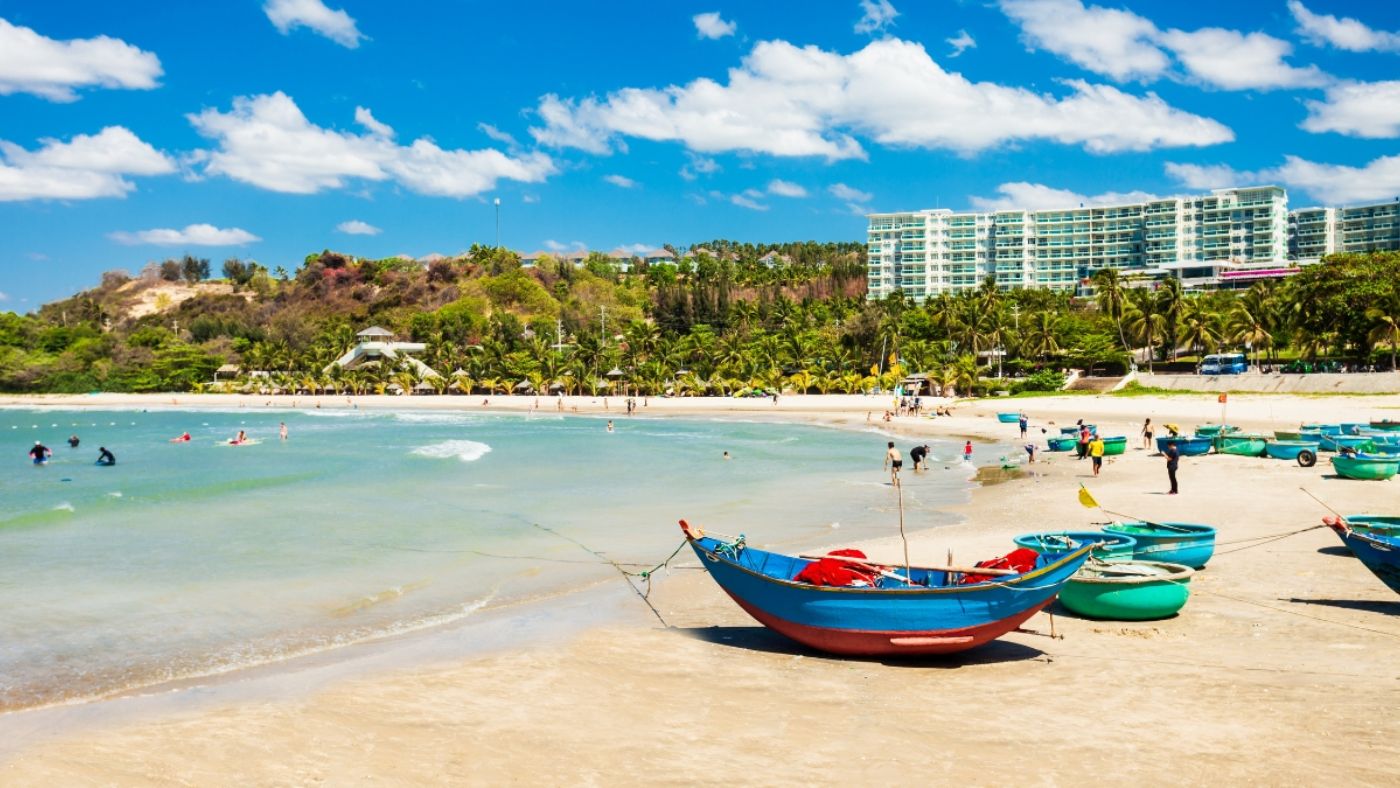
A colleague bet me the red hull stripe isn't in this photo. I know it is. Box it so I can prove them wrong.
[728,593,1051,656]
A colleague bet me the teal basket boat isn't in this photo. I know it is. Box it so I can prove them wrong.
[997,412,1021,424]
[1100,436,1128,456]
[1013,531,1137,562]
[1155,435,1212,456]
[1264,440,1319,465]
[1331,455,1400,481]
[1194,424,1239,438]
[1047,436,1077,452]
[1214,433,1267,457]
[1273,430,1302,441]
[1058,561,1195,621]
[1101,522,1216,568]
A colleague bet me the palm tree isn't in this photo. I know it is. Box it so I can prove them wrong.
[1177,297,1222,359]
[1156,277,1185,360]
[1227,298,1273,370]
[1125,288,1165,372]
[1092,268,1130,353]
[1366,303,1400,371]
[1021,311,1061,360]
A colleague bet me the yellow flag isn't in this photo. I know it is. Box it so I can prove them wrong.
[1077,485,1099,509]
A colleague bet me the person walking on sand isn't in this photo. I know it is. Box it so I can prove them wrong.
[884,441,903,483]
[963,440,973,463]
[1164,441,1180,495]
[1142,418,1154,449]
[1089,434,1105,477]
[279,422,288,441]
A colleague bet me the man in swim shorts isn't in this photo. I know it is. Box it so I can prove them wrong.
[884,441,903,482]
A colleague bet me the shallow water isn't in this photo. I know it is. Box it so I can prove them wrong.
[0,407,1001,711]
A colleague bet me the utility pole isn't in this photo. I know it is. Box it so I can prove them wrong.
[600,305,607,344]
[554,317,565,352]
[494,197,501,248]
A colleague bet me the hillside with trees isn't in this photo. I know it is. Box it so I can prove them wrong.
[1,245,1398,396]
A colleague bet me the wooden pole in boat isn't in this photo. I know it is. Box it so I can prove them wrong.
[896,473,911,580]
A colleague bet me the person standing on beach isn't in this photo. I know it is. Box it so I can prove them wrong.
[963,440,973,463]
[1076,424,1091,460]
[1018,413,1028,439]
[1164,442,1180,494]
[884,441,903,483]
[1089,435,1105,477]
[1142,418,1154,449]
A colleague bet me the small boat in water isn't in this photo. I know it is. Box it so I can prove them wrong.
[1264,440,1319,465]
[1156,435,1213,456]
[997,412,1021,424]
[680,520,1092,656]
[1101,522,1216,568]
[1323,517,1400,596]
[1058,560,1194,620]
[1330,455,1400,481]
[1013,530,1136,562]
[1215,433,1268,456]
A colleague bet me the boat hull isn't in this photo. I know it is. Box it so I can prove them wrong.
[1100,436,1128,455]
[1264,440,1318,460]
[1102,522,1216,568]
[1327,524,1400,597]
[1331,455,1400,481]
[1013,530,1137,562]
[1058,562,1193,621]
[685,529,1091,656]
[1156,436,1212,456]
[1047,436,1076,452]
[1215,434,1267,456]
[1273,430,1301,441]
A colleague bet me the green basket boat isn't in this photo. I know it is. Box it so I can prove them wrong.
[1100,436,1128,456]
[1331,455,1400,481]
[1194,424,1239,438]
[1058,561,1195,621]
[1214,433,1268,457]
[1273,430,1301,441]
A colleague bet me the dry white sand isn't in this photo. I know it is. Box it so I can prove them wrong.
[2,392,1399,785]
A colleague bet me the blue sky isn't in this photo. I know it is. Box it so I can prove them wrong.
[1,0,1398,308]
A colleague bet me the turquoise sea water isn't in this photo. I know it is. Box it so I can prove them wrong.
[0,406,998,711]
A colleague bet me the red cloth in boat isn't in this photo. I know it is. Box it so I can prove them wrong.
[958,547,1040,584]
[793,549,882,587]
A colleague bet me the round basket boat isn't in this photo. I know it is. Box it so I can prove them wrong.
[1101,522,1216,568]
[1194,424,1238,438]
[997,412,1021,423]
[1331,455,1400,481]
[1058,561,1194,620]
[1100,436,1128,455]
[1047,436,1077,452]
[1013,530,1137,562]
[1215,433,1268,457]
[1156,435,1212,456]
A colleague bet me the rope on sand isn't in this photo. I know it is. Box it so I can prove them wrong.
[530,522,688,628]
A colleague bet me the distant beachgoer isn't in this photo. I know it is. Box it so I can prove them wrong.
[482,399,489,406]
[1142,419,1154,449]
[1018,414,1028,438]
[1077,426,1091,460]
[68,434,80,448]
[1089,436,1105,476]
[1165,442,1180,495]
[171,432,191,443]
[606,420,614,433]
[230,430,247,445]
[30,441,51,465]
[772,392,779,405]
[910,444,929,471]
[96,447,115,466]
[1024,443,1036,463]
[882,410,892,423]
[963,440,973,463]
[279,422,288,441]
[723,451,731,460]
[884,441,903,482]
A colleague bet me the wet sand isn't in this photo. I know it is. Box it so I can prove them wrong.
[3,393,1399,785]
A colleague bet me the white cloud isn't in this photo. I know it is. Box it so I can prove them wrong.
[1000,0,1166,81]
[731,193,768,211]
[1159,28,1327,91]
[969,181,1159,211]
[543,239,586,252]
[1166,155,1400,206]
[1302,81,1400,138]
[1000,0,1326,91]
[0,291,7,301]
[529,38,1231,159]
[337,219,381,235]
[522,193,539,203]
[854,0,899,35]
[767,179,807,197]
[693,12,736,40]
[264,0,365,48]
[946,30,976,58]
[0,126,175,201]
[679,154,720,181]
[478,123,519,147]
[110,224,261,246]
[1288,1,1400,53]
[829,183,872,203]
[354,106,393,137]
[188,92,556,197]
[0,18,162,101]
[603,174,637,188]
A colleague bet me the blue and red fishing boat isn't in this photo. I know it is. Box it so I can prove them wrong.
[680,520,1093,656]
[1323,516,1400,597]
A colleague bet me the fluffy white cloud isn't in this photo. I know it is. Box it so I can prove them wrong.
[946,30,975,58]
[829,183,872,203]
[110,224,261,246]
[543,239,585,252]
[1160,28,1326,91]
[855,0,898,35]
[693,12,736,40]
[188,92,555,197]
[969,181,1160,211]
[0,126,174,201]
[679,154,719,181]
[530,38,1231,159]
[1166,155,1400,205]
[263,0,365,48]
[0,18,162,101]
[731,191,768,211]
[1000,0,1166,81]
[353,106,393,137]
[603,174,637,188]
[478,123,518,147]
[1000,0,1325,90]
[1288,1,1400,53]
[767,179,807,197]
[1302,81,1400,138]
[337,219,381,235]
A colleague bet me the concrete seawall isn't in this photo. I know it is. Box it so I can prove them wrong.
[1137,371,1400,394]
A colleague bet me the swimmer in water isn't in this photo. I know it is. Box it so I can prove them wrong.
[68,434,80,448]
[229,430,247,445]
[606,420,614,433]
[171,431,192,443]
[723,451,731,460]
[30,441,52,465]
[96,447,115,466]
[279,422,288,441]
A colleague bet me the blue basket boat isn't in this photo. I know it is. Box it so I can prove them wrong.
[1339,423,1368,435]
[1156,435,1213,456]
[1101,522,1217,568]
[680,520,1092,656]
[997,412,1021,424]
[1013,531,1137,562]
[1324,518,1400,597]
[1047,436,1078,452]
[1264,440,1320,461]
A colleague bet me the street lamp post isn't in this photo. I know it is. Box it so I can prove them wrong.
[494,197,501,248]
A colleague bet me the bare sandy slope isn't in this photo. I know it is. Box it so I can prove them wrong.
[3,393,1399,785]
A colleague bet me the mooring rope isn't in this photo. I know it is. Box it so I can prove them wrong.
[530,522,689,628]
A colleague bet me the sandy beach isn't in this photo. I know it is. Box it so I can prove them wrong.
[3,392,1400,785]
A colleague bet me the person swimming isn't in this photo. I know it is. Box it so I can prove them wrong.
[229,430,248,445]
[606,420,614,433]
[96,447,115,466]
[30,441,51,465]
[67,434,80,448]
[171,431,192,443]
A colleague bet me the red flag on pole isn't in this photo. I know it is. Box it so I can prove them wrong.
[1218,393,1228,403]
